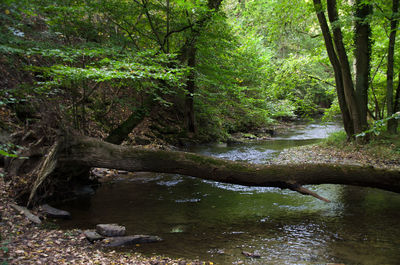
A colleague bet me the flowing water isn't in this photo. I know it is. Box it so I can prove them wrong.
[57,121,400,264]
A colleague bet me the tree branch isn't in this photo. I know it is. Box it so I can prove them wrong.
[307,74,335,87]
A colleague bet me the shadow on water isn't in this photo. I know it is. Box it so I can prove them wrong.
[56,122,400,264]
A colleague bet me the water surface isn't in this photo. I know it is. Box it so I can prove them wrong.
[57,122,400,264]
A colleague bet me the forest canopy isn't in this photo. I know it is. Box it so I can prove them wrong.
[1,0,400,147]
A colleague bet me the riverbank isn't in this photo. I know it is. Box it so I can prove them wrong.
[0,175,212,265]
[274,132,400,170]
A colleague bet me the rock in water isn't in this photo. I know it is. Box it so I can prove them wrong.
[242,251,261,258]
[40,204,71,219]
[103,235,162,247]
[83,230,104,243]
[96,224,126,237]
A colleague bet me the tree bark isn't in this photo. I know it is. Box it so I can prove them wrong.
[387,0,399,133]
[38,135,400,199]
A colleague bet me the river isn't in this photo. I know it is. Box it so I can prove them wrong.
[57,121,400,264]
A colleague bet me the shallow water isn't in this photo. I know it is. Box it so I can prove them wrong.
[57,122,400,264]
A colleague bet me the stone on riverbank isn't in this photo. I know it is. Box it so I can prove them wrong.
[84,230,105,242]
[96,224,126,237]
[40,204,71,219]
[102,235,163,247]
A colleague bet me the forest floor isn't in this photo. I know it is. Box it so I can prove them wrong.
[1,134,400,265]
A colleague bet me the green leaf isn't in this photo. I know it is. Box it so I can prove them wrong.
[0,149,18,158]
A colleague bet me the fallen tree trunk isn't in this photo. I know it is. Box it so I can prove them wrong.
[25,135,398,202]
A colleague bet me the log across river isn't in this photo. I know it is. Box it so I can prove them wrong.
[29,121,400,204]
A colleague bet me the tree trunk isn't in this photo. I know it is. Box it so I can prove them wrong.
[106,107,148,145]
[354,0,372,131]
[326,0,363,135]
[166,0,170,53]
[207,0,223,10]
[185,43,196,133]
[313,0,354,137]
[180,0,222,133]
[387,0,399,133]
[395,72,400,113]
[26,135,400,205]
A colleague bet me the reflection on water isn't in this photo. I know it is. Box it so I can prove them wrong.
[57,122,400,264]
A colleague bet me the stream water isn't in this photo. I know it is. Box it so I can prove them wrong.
[57,121,400,264]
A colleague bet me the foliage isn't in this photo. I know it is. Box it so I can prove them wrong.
[224,0,335,118]
[357,112,400,137]
[322,98,342,122]
[195,19,276,133]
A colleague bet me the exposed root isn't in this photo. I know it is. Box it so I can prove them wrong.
[28,141,60,207]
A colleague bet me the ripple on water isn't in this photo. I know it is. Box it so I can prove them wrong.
[202,180,277,193]
[175,198,201,203]
[201,147,277,164]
